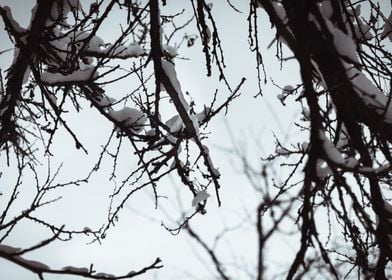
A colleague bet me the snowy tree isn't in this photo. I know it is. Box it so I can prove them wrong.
[182,1,392,279]
[258,1,392,279]
[0,0,391,279]
[0,0,235,278]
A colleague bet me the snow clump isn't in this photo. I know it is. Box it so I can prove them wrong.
[192,190,210,207]
[109,107,147,133]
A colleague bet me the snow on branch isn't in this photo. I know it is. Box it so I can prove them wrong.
[40,67,98,85]
[344,64,392,123]
[0,243,162,280]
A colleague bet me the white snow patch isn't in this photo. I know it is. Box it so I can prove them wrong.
[316,160,331,179]
[345,157,358,168]
[73,30,91,41]
[319,131,345,165]
[282,85,294,94]
[11,48,20,65]
[336,137,348,149]
[276,147,289,157]
[196,106,211,123]
[302,108,310,120]
[354,18,372,40]
[384,201,392,214]
[95,272,115,278]
[145,129,156,137]
[170,158,184,169]
[41,67,97,84]
[87,35,106,52]
[125,43,145,57]
[0,107,8,117]
[165,115,183,133]
[96,95,116,107]
[161,59,189,111]
[318,1,333,19]
[345,64,392,123]
[15,256,50,270]
[167,134,178,145]
[107,43,145,57]
[192,190,210,207]
[205,26,212,43]
[23,66,31,85]
[359,164,390,175]
[83,226,92,232]
[277,94,285,104]
[190,114,200,135]
[108,44,126,56]
[163,44,178,57]
[271,2,287,22]
[348,4,361,17]
[202,145,220,177]
[47,93,58,105]
[109,107,147,133]
[316,165,332,179]
[62,266,89,273]
[323,19,359,63]
[83,57,94,65]
[160,83,166,92]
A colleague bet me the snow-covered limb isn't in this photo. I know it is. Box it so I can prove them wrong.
[323,18,360,64]
[47,29,147,65]
[319,130,360,170]
[357,164,391,176]
[201,145,220,178]
[161,60,190,111]
[92,42,147,59]
[317,1,333,19]
[0,0,53,155]
[149,0,223,206]
[83,43,147,59]
[316,161,332,179]
[165,114,184,133]
[96,95,117,108]
[108,107,147,133]
[162,44,178,57]
[319,131,345,165]
[344,63,392,123]
[315,159,391,178]
[0,232,162,280]
[0,244,163,280]
[62,266,89,273]
[40,67,98,85]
